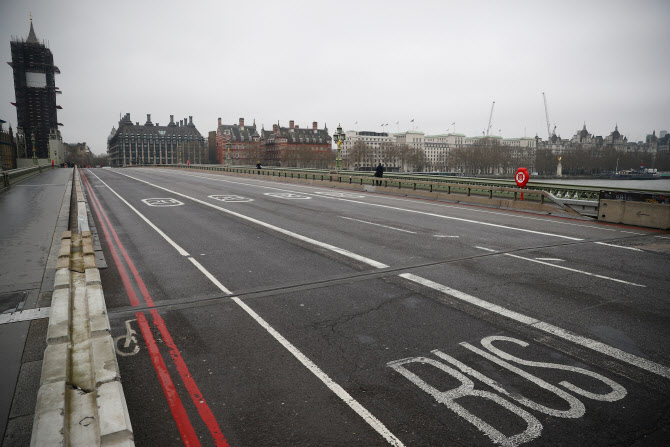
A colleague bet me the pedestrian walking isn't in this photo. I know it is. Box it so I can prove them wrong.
[374,163,384,186]
[256,162,262,170]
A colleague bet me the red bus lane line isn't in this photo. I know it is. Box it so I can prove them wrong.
[136,312,202,447]
[150,309,229,446]
[82,172,156,307]
[82,172,199,444]
[83,172,229,446]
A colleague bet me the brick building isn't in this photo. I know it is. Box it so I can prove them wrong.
[215,118,261,165]
[261,120,332,167]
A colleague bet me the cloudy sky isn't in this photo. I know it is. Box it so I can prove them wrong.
[1,0,668,154]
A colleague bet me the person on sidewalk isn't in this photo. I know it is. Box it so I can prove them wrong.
[374,163,384,186]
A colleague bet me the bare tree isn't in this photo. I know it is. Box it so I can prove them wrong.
[349,141,371,170]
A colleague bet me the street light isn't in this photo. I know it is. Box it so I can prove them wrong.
[332,124,345,171]
[226,142,232,167]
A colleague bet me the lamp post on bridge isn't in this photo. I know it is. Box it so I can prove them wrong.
[226,142,232,167]
[332,124,345,171]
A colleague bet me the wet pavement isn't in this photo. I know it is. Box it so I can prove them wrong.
[0,168,71,445]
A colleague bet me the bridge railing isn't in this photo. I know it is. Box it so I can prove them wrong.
[1,165,43,188]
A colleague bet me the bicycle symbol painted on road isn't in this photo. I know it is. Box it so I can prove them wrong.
[114,319,140,356]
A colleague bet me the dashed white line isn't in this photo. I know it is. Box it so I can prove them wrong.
[594,242,642,252]
[339,216,417,234]
[474,246,497,252]
[535,258,564,262]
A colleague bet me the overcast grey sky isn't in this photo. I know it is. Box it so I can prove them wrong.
[1,0,668,155]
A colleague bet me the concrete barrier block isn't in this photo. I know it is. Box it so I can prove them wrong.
[87,284,110,335]
[84,253,97,270]
[41,343,70,385]
[47,289,70,344]
[97,381,134,442]
[54,268,70,290]
[85,268,101,286]
[62,231,72,240]
[58,240,71,258]
[91,336,120,386]
[82,230,92,238]
[56,255,70,269]
[30,381,67,447]
[67,386,100,446]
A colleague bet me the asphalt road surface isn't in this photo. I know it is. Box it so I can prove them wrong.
[81,167,670,447]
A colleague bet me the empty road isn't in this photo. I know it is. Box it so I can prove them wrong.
[81,167,670,446]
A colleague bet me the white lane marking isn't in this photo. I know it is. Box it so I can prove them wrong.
[118,169,670,380]
[534,258,564,262]
[399,273,670,379]
[473,247,644,287]
[141,198,184,207]
[85,170,190,256]
[208,194,253,203]
[474,246,497,252]
[92,172,404,446]
[115,171,389,269]
[620,230,644,235]
[433,235,460,238]
[504,253,645,287]
[188,257,233,294]
[153,169,616,233]
[339,216,417,234]
[264,192,311,199]
[656,236,670,240]
[232,296,404,446]
[141,169,584,241]
[594,242,642,252]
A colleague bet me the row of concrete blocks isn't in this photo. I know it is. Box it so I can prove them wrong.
[30,230,134,446]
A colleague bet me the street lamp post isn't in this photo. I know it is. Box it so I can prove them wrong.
[332,124,345,171]
[226,142,232,167]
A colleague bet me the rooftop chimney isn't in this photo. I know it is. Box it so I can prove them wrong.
[189,116,193,126]
[273,124,278,134]
[145,114,153,126]
[313,121,318,130]
[170,115,174,124]
[179,120,183,127]
[289,120,294,129]
[218,117,222,126]
[239,118,244,128]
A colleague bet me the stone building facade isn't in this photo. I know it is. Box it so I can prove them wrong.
[107,113,205,167]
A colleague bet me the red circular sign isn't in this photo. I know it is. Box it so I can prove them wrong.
[515,167,529,188]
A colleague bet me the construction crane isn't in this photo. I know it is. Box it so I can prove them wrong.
[543,92,551,140]
[485,101,495,137]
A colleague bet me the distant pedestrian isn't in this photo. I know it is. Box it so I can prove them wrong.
[256,162,262,170]
[374,163,384,186]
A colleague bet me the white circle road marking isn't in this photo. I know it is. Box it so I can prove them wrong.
[264,192,311,199]
[141,198,184,207]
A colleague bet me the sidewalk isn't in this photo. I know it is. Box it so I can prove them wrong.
[0,168,72,445]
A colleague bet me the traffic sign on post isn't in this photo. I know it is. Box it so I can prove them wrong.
[515,167,529,199]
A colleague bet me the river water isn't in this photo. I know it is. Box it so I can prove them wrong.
[529,178,670,192]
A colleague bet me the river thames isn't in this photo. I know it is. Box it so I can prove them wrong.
[529,178,670,192]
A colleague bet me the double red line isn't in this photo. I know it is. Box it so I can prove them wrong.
[81,171,229,447]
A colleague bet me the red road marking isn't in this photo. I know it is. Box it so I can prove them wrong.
[136,312,201,446]
[82,171,229,447]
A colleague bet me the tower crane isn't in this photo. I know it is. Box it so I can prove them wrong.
[543,92,551,140]
[485,101,495,137]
